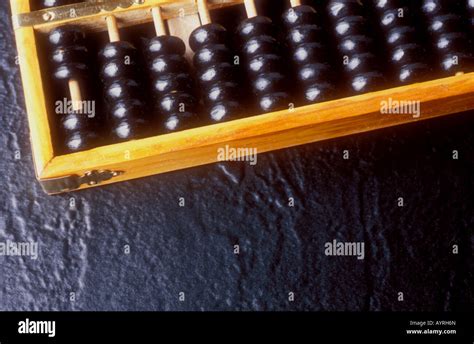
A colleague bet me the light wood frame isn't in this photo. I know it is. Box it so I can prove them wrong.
[10,0,474,194]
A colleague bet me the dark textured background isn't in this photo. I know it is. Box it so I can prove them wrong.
[0,1,473,311]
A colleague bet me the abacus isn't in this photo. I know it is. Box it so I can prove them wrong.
[10,0,474,194]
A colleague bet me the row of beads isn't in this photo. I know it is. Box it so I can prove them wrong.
[45,1,474,153]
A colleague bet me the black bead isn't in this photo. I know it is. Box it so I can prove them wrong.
[110,99,145,122]
[49,26,85,46]
[151,54,188,74]
[191,23,241,121]
[162,112,198,132]
[252,73,286,95]
[242,35,281,57]
[286,25,324,48]
[193,44,233,68]
[303,83,336,103]
[282,5,318,28]
[350,72,385,93]
[338,35,373,54]
[327,1,365,19]
[259,92,290,112]
[52,45,88,64]
[153,73,194,96]
[397,63,430,83]
[54,62,88,80]
[100,59,137,80]
[197,62,236,88]
[104,78,141,103]
[236,16,274,43]
[147,35,186,57]
[99,41,138,62]
[247,54,283,76]
[209,101,241,123]
[327,0,385,93]
[189,24,228,51]
[334,16,369,38]
[297,63,332,86]
[205,82,239,104]
[60,109,99,153]
[292,43,328,65]
[157,93,197,115]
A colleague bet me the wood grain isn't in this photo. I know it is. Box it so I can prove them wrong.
[11,0,474,194]
[24,0,245,34]
[40,73,474,192]
[11,0,55,178]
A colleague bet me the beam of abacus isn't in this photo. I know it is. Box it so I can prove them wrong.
[147,6,199,133]
[326,0,385,94]
[189,0,242,123]
[49,25,99,153]
[236,0,291,113]
[282,0,336,105]
[99,15,150,141]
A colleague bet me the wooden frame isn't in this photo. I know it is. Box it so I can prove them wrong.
[11,0,474,194]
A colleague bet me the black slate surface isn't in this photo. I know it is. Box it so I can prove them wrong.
[0,1,473,311]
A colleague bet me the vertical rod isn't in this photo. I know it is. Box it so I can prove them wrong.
[197,0,212,25]
[244,0,258,18]
[106,15,120,42]
[151,7,167,36]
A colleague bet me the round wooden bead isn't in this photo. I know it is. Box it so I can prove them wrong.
[189,24,228,52]
[334,16,368,38]
[99,41,138,62]
[242,35,280,58]
[54,62,88,80]
[338,35,373,55]
[397,63,431,83]
[49,26,85,46]
[100,59,137,80]
[197,62,235,88]
[342,53,379,75]
[251,73,286,95]
[350,72,385,93]
[327,1,364,19]
[209,101,240,122]
[147,36,186,57]
[52,45,88,64]
[104,78,141,103]
[110,99,145,122]
[205,82,239,104]
[64,131,98,152]
[193,44,233,68]
[153,73,194,96]
[282,5,318,27]
[247,54,283,76]
[236,16,274,44]
[303,83,336,103]
[162,112,198,132]
[286,25,324,48]
[292,43,328,65]
[297,63,332,86]
[151,54,188,74]
[259,92,290,112]
[157,93,197,115]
